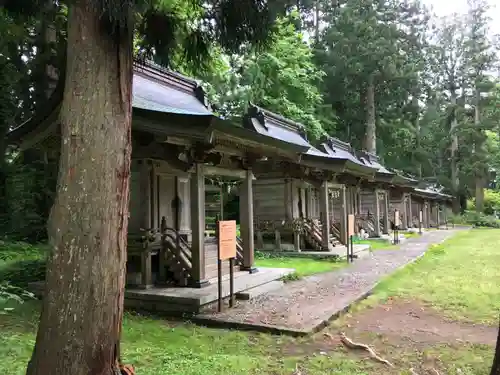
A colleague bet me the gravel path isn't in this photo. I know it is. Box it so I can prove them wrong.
[195,229,463,334]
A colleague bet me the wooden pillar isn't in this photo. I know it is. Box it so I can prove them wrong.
[150,163,157,229]
[240,169,256,272]
[305,188,311,218]
[300,188,306,218]
[140,160,152,230]
[320,181,330,250]
[219,184,225,220]
[284,178,292,220]
[345,187,352,215]
[408,194,413,228]
[340,185,347,244]
[190,163,208,287]
[374,189,381,237]
[139,160,152,288]
[382,191,390,234]
[401,194,408,229]
[178,177,191,242]
[435,202,440,227]
[424,201,429,228]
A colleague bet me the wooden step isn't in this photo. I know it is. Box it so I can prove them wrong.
[205,263,237,280]
[235,280,284,300]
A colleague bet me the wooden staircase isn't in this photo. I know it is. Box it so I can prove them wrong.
[356,214,376,237]
[302,220,340,251]
[330,222,345,246]
[161,227,193,286]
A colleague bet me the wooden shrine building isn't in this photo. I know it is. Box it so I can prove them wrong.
[7,62,310,292]
[412,185,452,228]
[8,62,455,314]
[242,105,376,252]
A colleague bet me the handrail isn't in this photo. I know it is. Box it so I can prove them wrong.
[163,232,192,268]
[159,223,193,283]
[162,227,191,251]
[235,237,244,265]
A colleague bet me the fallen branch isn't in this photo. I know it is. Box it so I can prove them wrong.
[339,332,394,367]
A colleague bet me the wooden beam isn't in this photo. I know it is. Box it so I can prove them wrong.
[327,182,344,189]
[382,191,390,234]
[320,181,330,250]
[190,163,208,287]
[240,169,256,272]
[340,186,348,245]
[202,165,253,179]
[374,189,381,237]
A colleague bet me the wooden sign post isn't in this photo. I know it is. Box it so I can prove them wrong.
[216,220,237,312]
[393,209,400,244]
[418,210,423,235]
[347,214,355,263]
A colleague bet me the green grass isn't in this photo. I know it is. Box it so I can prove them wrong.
[0,302,295,375]
[255,256,346,277]
[354,238,398,250]
[1,230,499,375]
[369,228,500,324]
[402,231,420,238]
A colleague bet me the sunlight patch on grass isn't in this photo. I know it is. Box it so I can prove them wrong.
[354,238,398,251]
[255,256,346,277]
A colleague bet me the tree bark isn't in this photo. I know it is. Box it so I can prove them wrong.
[491,317,500,375]
[450,89,460,214]
[26,1,133,375]
[474,88,485,213]
[364,74,376,154]
[413,96,422,179]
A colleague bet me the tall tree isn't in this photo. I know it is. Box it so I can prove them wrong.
[464,0,498,212]
[431,14,468,213]
[316,0,428,154]
[203,12,331,138]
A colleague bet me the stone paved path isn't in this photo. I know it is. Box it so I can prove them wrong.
[194,229,464,335]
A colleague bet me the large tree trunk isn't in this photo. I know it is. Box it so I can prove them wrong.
[26,2,133,375]
[474,88,485,213]
[364,74,376,154]
[491,317,500,375]
[413,96,422,179]
[450,89,460,214]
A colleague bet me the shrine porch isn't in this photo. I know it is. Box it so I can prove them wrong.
[124,266,294,314]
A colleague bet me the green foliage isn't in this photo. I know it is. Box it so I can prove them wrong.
[448,210,500,228]
[203,12,331,139]
[0,160,55,241]
[465,212,500,228]
[0,282,35,314]
[315,0,428,150]
[0,241,48,287]
[467,189,500,215]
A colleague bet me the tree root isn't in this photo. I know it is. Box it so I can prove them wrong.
[339,332,394,367]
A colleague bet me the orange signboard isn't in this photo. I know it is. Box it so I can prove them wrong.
[347,214,355,237]
[218,220,237,260]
